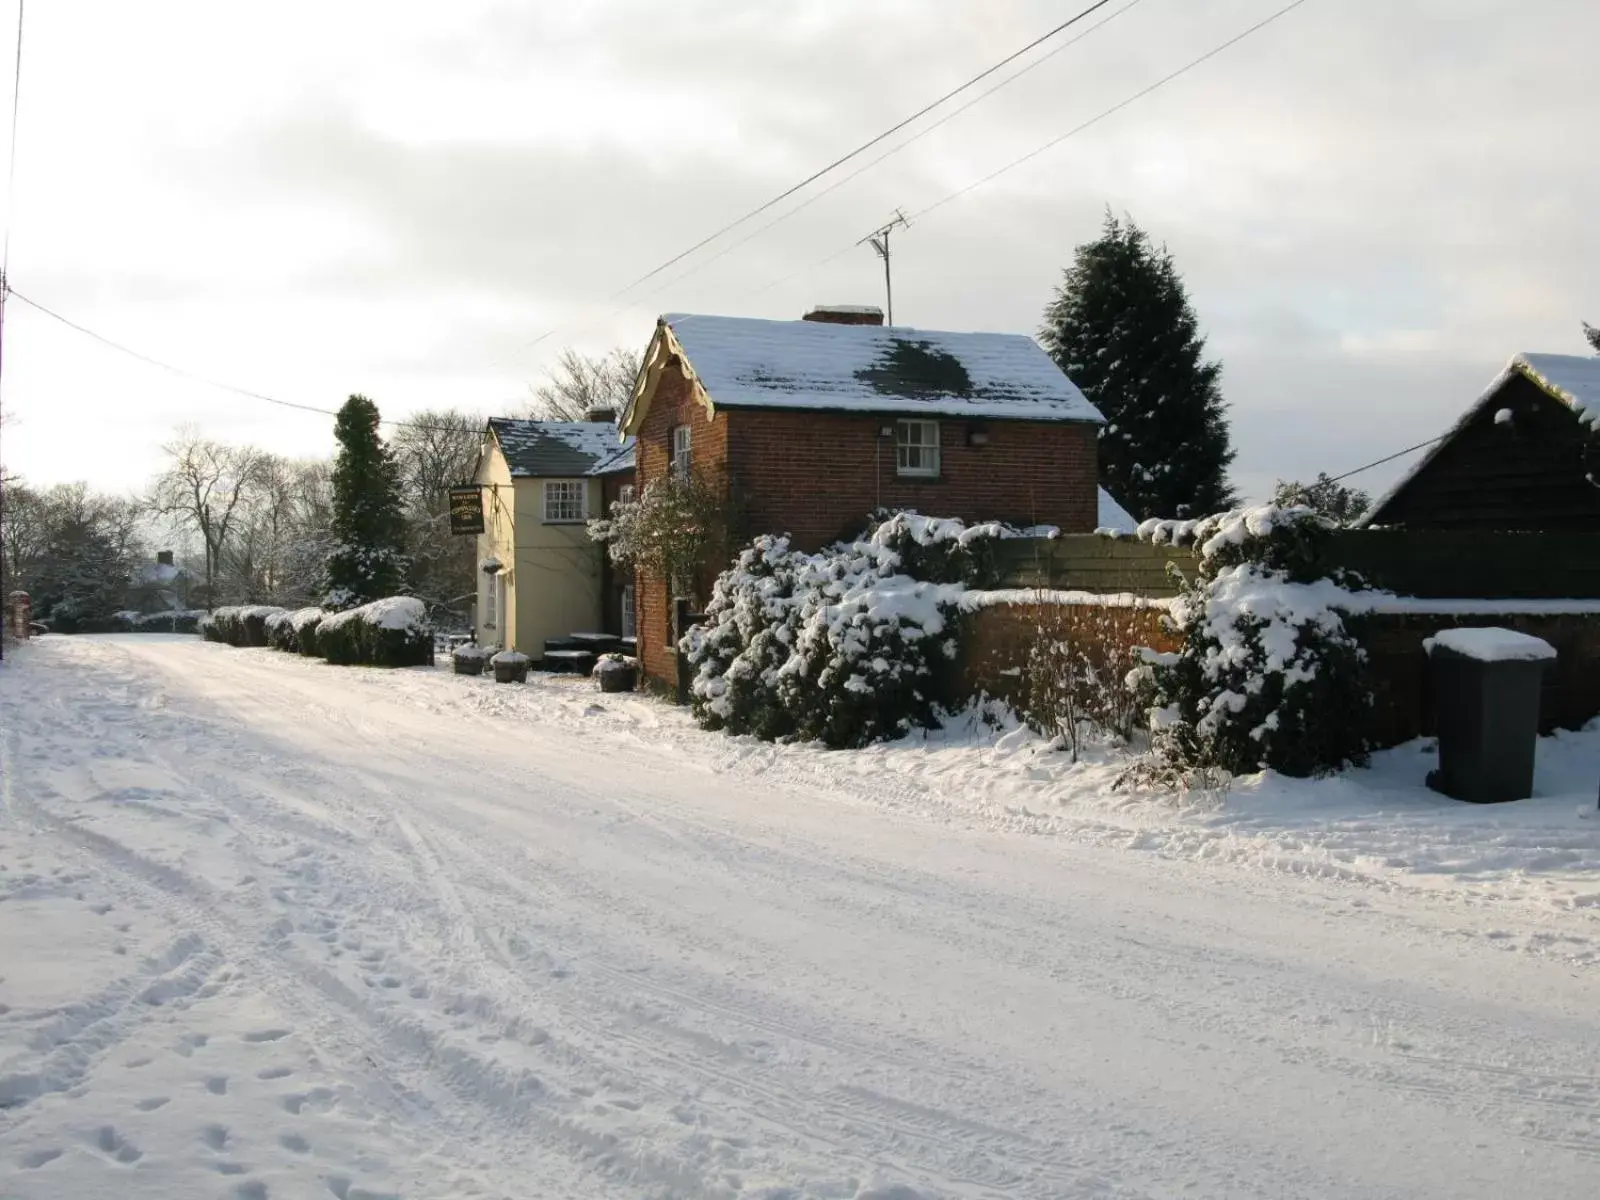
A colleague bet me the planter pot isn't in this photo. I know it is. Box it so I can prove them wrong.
[453,655,486,676]
[598,666,638,693]
[493,660,529,684]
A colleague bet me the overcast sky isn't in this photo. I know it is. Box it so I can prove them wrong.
[1,0,1595,505]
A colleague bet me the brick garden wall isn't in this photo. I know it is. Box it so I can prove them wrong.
[958,594,1600,750]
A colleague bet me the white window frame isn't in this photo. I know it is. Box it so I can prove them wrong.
[671,425,692,478]
[621,583,636,639]
[543,479,586,524]
[483,572,498,630]
[895,418,941,479]
[617,483,637,506]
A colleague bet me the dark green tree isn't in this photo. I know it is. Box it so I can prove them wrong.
[1041,212,1237,519]
[1584,321,1600,353]
[1272,473,1371,525]
[321,395,410,610]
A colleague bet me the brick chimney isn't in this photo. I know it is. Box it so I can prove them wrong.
[157,550,175,566]
[802,305,884,327]
[585,407,618,424]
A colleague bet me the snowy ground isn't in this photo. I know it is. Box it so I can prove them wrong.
[1,636,1597,1199]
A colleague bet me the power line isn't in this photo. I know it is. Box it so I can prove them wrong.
[2,0,22,278]
[911,0,1313,222]
[606,0,1148,325]
[7,288,488,436]
[678,0,1316,329]
[522,0,1125,351]
[1322,436,1443,485]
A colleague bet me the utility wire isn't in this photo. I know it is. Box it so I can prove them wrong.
[8,289,486,436]
[1,0,22,279]
[619,0,1148,325]
[522,0,1124,351]
[1322,436,1443,485]
[911,0,1312,221]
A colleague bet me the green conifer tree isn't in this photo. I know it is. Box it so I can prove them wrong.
[322,395,410,610]
[1040,212,1237,519]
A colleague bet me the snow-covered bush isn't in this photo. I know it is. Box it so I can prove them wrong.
[201,606,246,645]
[684,514,1003,749]
[293,608,325,657]
[315,596,431,667]
[1133,505,1372,778]
[131,610,204,634]
[239,605,288,647]
[266,607,323,653]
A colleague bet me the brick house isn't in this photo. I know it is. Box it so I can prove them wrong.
[616,306,1109,686]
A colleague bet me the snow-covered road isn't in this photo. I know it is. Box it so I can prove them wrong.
[2,636,1598,1199]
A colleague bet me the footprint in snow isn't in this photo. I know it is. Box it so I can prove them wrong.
[20,1147,63,1169]
[206,1075,229,1095]
[279,1132,311,1154]
[201,1124,230,1151]
[94,1125,143,1164]
[257,1066,293,1081]
[134,1096,170,1111]
[243,1028,291,1043]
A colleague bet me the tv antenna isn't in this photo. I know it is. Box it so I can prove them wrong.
[859,209,910,326]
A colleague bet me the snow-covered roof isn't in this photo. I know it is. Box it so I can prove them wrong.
[132,561,188,586]
[1516,352,1600,430]
[487,420,636,478]
[626,314,1104,429]
[1097,487,1137,534]
[1361,352,1600,525]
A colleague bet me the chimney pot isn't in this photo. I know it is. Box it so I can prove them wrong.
[585,407,618,425]
[802,305,884,327]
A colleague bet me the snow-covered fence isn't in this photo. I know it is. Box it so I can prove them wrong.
[987,530,1600,602]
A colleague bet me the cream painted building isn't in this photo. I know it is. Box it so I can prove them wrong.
[473,418,636,656]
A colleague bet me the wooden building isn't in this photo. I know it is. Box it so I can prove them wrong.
[1362,353,1600,530]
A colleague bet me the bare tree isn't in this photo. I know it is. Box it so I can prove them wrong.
[150,433,262,610]
[528,347,641,422]
[391,409,484,622]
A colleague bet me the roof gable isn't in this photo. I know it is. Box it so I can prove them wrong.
[623,314,1104,433]
[1362,352,1600,525]
[486,419,634,478]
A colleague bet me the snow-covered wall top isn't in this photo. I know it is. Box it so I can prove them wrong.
[1423,626,1558,662]
[487,420,635,478]
[659,313,1105,423]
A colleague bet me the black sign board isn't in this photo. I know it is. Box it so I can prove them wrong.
[448,486,485,536]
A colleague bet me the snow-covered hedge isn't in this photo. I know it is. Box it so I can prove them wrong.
[199,605,288,647]
[683,513,1011,749]
[1132,505,1372,778]
[266,607,324,654]
[315,596,432,668]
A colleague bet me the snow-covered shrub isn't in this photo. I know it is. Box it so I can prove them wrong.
[132,610,204,634]
[589,471,740,590]
[201,606,245,645]
[294,609,325,657]
[1133,505,1372,778]
[357,597,433,667]
[684,514,1004,749]
[863,511,1019,588]
[239,605,288,647]
[683,536,804,739]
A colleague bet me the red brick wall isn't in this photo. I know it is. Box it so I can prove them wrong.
[727,411,1098,552]
[960,599,1600,750]
[635,360,731,685]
